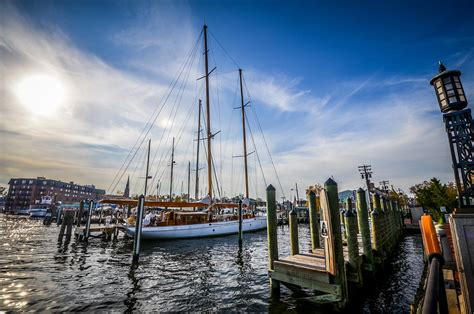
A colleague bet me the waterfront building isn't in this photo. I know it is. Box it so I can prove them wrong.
[5,177,105,211]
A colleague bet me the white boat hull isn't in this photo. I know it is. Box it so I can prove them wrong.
[125,216,267,239]
[29,208,47,218]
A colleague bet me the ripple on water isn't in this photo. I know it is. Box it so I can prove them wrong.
[0,214,424,312]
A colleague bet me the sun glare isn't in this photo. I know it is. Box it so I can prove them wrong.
[14,74,66,116]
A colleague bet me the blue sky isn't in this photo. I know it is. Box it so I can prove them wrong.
[1,0,473,200]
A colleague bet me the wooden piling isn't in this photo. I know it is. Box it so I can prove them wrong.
[58,209,75,241]
[132,195,145,263]
[344,198,359,270]
[371,193,384,260]
[340,208,346,239]
[356,188,374,273]
[238,200,243,246]
[307,190,321,249]
[77,200,84,227]
[266,184,280,291]
[85,200,94,241]
[325,178,348,308]
[289,209,299,255]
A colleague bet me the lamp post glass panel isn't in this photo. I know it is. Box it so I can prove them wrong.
[430,62,468,113]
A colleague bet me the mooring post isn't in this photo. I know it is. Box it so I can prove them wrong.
[307,190,320,250]
[266,184,280,292]
[85,200,94,241]
[344,198,359,271]
[238,200,243,246]
[340,207,346,239]
[356,188,374,273]
[394,201,402,236]
[325,178,348,308]
[64,209,75,241]
[98,206,103,226]
[132,195,145,264]
[289,208,299,255]
[371,193,383,260]
[77,200,84,227]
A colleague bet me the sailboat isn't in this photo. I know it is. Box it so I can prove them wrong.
[101,25,267,239]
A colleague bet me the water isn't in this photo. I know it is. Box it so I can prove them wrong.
[0,215,424,312]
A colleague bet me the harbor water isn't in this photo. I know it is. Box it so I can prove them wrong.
[0,215,424,312]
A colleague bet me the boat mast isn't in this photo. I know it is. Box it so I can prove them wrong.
[195,99,202,200]
[203,25,212,201]
[239,69,249,199]
[144,139,152,196]
[187,161,191,202]
[169,137,176,201]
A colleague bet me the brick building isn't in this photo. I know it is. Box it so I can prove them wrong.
[5,177,105,211]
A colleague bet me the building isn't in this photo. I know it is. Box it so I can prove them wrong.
[5,177,105,211]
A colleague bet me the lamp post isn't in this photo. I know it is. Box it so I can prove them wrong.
[430,62,473,211]
[430,62,474,313]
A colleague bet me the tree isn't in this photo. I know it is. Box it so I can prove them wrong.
[409,178,457,222]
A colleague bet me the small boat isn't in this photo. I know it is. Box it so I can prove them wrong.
[28,196,52,218]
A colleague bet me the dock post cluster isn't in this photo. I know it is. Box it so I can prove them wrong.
[266,177,405,310]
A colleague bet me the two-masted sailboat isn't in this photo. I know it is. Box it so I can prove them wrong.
[101,25,267,239]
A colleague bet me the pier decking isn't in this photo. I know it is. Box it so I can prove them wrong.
[266,178,405,310]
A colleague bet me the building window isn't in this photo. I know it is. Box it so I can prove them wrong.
[22,180,26,184]
[29,180,33,184]
[43,181,47,185]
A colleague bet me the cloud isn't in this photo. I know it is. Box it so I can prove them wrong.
[1,1,473,201]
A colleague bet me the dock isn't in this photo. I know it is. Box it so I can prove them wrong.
[266,178,405,310]
[74,224,122,241]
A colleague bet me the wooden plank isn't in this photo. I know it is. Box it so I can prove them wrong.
[275,259,327,273]
[269,269,339,295]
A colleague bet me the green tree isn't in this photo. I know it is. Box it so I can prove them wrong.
[409,178,457,223]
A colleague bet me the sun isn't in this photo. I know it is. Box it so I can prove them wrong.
[14,74,66,116]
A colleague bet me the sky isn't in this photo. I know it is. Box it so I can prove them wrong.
[1,0,473,201]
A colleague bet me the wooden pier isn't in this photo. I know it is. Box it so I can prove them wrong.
[266,178,405,310]
[74,224,122,241]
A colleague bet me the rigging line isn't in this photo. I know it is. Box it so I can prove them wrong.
[108,30,203,193]
[245,113,268,189]
[209,40,224,195]
[132,144,149,195]
[149,41,201,189]
[132,144,148,192]
[200,110,222,199]
[109,31,203,194]
[243,76,285,198]
[208,30,240,69]
[149,35,201,170]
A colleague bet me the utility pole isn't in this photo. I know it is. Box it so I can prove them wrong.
[358,164,373,211]
[379,180,389,195]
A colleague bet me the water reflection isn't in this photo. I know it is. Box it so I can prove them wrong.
[0,215,423,312]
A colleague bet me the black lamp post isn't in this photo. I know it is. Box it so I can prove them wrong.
[430,62,474,211]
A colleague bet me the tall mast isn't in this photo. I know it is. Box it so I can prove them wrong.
[187,161,191,202]
[169,137,175,201]
[144,139,151,196]
[195,100,202,200]
[239,69,249,199]
[203,25,212,201]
